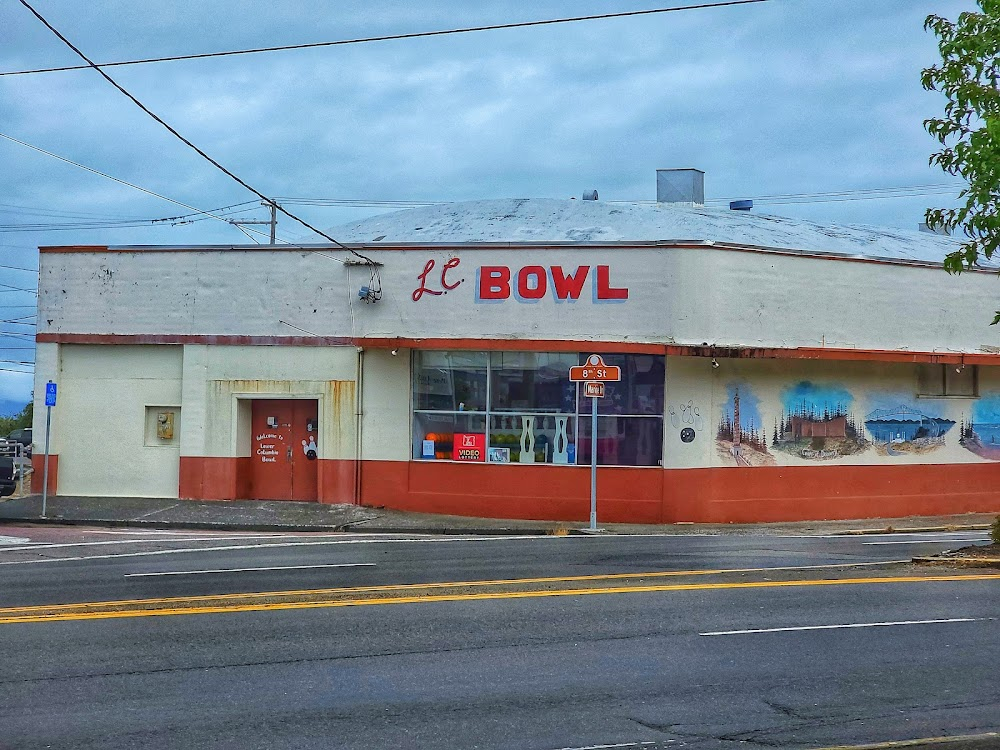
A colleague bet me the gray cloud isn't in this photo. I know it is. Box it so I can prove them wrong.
[0,0,975,408]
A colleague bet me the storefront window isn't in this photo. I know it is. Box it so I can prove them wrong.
[490,351,577,413]
[413,351,487,411]
[576,353,664,415]
[577,416,664,467]
[411,350,664,466]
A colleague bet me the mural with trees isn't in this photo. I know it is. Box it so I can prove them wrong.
[716,383,774,467]
[771,382,868,460]
[960,394,1000,461]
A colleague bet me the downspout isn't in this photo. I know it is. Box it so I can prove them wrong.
[354,346,365,505]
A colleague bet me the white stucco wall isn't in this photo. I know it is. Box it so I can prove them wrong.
[37,244,1000,354]
[50,345,183,497]
[360,347,412,462]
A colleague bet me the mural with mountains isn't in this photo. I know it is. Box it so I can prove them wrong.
[863,397,954,456]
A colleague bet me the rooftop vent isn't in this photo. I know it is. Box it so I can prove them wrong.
[730,199,753,211]
[583,190,598,200]
[656,168,704,206]
[919,222,951,236]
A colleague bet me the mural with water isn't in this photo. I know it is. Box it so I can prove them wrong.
[960,394,1000,460]
[716,383,775,466]
[863,395,955,456]
[771,382,868,460]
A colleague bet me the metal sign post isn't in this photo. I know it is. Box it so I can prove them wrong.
[42,380,56,518]
[569,357,620,532]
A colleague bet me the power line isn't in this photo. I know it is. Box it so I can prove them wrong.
[0,263,38,273]
[4,1,769,77]
[17,1,369,262]
[0,131,269,245]
[0,283,36,294]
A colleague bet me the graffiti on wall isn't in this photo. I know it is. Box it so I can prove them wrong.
[960,394,1000,460]
[864,396,954,456]
[670,400,705,443]
[771,382,867,460]
[716,384,775,466]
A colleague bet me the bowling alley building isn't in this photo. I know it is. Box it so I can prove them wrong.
[31,170,1000,523]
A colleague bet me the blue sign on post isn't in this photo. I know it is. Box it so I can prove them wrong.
[45,381,57,407]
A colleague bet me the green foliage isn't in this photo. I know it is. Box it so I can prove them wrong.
[922,2,1000,322]
[991,515,1000,544]
[0,401,32,437]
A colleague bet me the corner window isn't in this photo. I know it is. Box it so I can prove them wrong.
[917,364,977,397]
[412,350,664,466]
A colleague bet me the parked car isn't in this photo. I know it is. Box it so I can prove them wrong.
[0,443,16,497]
[4,428,31,457]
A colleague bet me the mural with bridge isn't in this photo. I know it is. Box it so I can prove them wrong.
[863,403,955,456]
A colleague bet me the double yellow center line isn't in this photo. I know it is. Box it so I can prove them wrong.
[2,569,998,624]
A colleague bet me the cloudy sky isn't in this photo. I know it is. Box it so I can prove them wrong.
[0,0,974,414]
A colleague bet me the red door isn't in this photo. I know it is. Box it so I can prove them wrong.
[250,400,319,501]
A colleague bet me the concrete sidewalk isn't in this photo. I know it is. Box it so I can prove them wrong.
[0,493,995,536]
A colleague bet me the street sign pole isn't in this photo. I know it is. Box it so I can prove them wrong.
[569,356,619,533]
[42,380,56,518]
[590,393,598,531]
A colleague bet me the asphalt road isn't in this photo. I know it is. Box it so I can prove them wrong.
[0,526,997,750]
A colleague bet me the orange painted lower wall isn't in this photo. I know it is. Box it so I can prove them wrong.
[359,460,1000,523]
[666,463,1000,523]
[361,461,665,523]
[178,456,356,504]
[169,456,1000,522]
[30,454,58,495]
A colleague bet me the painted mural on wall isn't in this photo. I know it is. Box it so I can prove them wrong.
[863,396,955,456]
[716,384,775,466]
[771,382,867,460]
[959,394,1000,460]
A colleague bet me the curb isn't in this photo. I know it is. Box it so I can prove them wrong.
[0,516,346,533]
[835,524,991,536]
[0,515,560,536]
[912,554,1000,567]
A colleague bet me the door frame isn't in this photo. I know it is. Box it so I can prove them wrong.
[233,392,325,459]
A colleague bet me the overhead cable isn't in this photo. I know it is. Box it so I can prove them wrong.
[3,1,768,77]
[0,131,268,245]
[16,0,372,262]
[0,263,38,273]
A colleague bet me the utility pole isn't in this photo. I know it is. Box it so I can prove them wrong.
[265,200,277,244]
[229,200,278,244]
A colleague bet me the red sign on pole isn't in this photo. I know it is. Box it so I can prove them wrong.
[584,381,605,398]
[569,354,621,382]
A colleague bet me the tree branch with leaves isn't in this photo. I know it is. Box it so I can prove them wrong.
[922,1,1000,320]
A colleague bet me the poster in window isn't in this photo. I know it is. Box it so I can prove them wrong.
[454,433,486,461]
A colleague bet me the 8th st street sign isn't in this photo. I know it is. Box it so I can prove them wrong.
[569,354,621,383]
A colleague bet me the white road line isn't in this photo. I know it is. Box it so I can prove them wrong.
[553,743,657,750]
[0,534,549,565]
[80,529,290,536]
[124,562,376,577]
[862,539,991,545]
[0,533,340,552]
[699,618,988,636]
[0,536,33,545]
